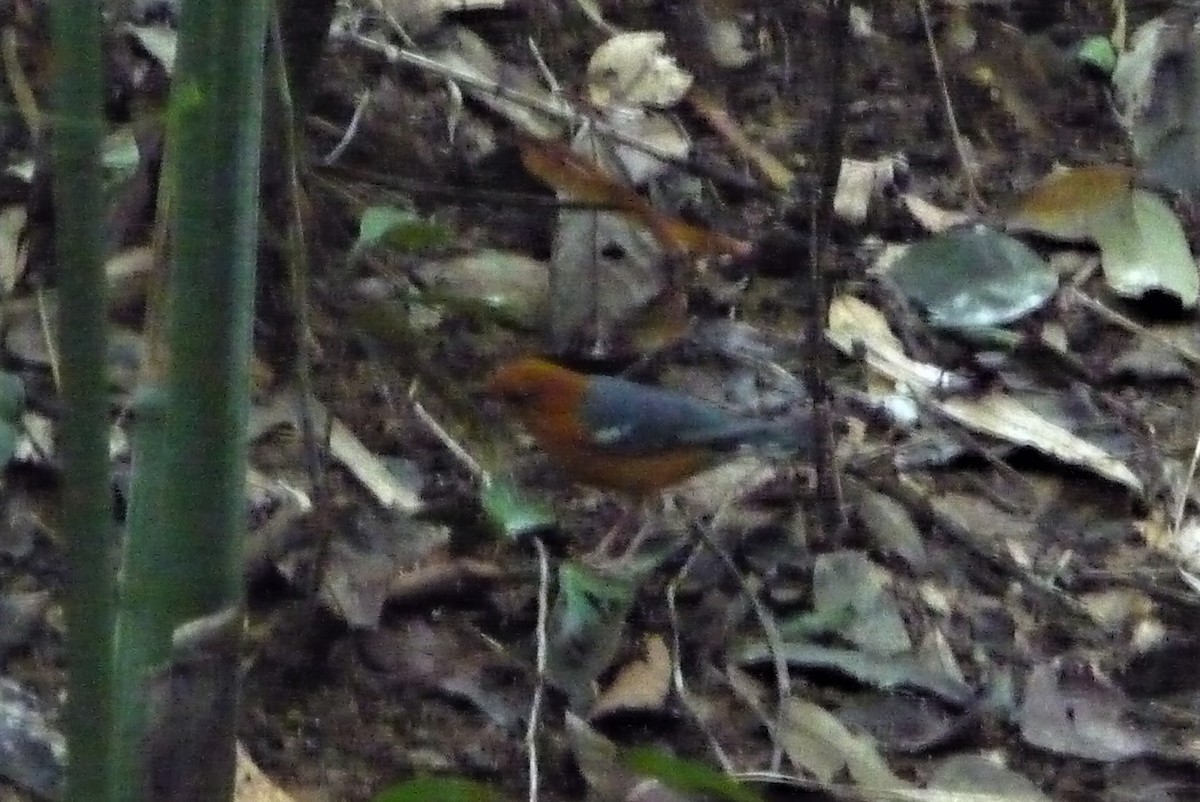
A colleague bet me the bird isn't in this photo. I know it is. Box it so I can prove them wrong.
[484,357,811,557]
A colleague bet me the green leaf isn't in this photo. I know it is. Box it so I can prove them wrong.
[1094,190,1199,306]
[0,421,17,464]
[371,776,511,802]
[888,223,1057,328]
[557,561,638,629]
[479,476,557,541]
[547,561,637,708]
[623,747,763,802]
[0,372,25,422]
[1076,35,1117,78]
[353,206,455,254]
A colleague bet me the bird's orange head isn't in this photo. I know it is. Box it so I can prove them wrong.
[484,358,590,421]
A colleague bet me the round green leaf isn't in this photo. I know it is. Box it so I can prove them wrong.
[888,223,1057,328]
[1076,35,1118,77]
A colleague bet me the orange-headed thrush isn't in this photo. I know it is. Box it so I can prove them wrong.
[485,358,811,498]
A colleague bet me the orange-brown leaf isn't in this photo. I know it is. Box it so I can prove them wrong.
[519,137,747,257]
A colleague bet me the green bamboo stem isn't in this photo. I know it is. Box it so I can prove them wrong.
[50,1,117,799]
[112,0,269,797]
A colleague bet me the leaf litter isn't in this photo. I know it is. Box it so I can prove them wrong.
[6,3,1200,802]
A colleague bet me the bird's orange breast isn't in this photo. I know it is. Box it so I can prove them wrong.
[517,408,717,496]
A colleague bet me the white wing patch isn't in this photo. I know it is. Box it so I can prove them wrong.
[590,423,635,446]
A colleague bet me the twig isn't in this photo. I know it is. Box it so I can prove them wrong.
[367,0,417,48]
[330,29,766,197]
[525,536,550,802]
[689,521,791,772]
[1064,286,1200,369]
[409,383,485,480]
[800,0,851,539]
[527,38,562,97]
[35,289,61,391]
[269,8,333,597]
[1,25,41,137]
[665,576,736,773]
[915,0,983,209]
[1173,432,1200,536]
[319,88,372,166]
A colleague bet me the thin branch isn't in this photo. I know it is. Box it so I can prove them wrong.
[916,0,983,209]
[525,536,550,802]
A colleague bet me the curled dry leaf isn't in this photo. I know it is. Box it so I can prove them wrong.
[587,31,693,109]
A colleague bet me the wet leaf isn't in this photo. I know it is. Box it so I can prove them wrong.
[0,372,26,464]
[521,137,747,257]
[687,87,793,190]
[698,6,755,69]
[127,23,177,74]
[234,743,295,802]
[1076,35,1118,78]
[427,28,567,140]
[947,13,1074,138]
[607,109,691,187]
[1101,190,1198,305]
[827,296,1143,491]
[360,618,530,733]
[0,591,49,654]
[853,487,928,573]
[0,372,25,421]
[8,128,141,184]
[837,694,962,753]
[549,207,662,351]
[565,713,645,802]
[0,205,27,294]
[809,550,912,655]
[1005,164,1136,243]
[317,519,449,628]
[886,223,1057,328]
[0,678,64,799]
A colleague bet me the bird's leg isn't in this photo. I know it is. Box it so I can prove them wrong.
[611,496,672,562]
[615,506,657,560]
[590,502,638,558]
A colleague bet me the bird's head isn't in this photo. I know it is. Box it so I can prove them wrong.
[484,358,588,419]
